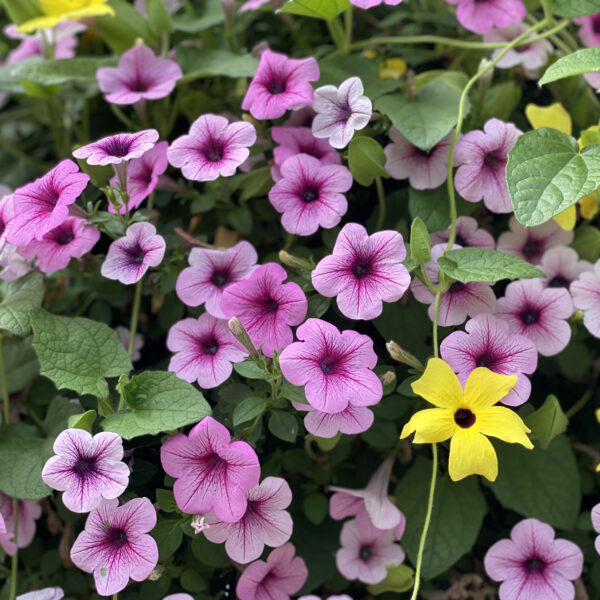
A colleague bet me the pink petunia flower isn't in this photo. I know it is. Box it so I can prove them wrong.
[70,497,158,596]
[335,516,405,584]
[238,0,271,13]
[571,259,600,338]
[21,217,100,273]
[539,246,592,289]
[279,318,382,414]
[167,115,256,182]
[495,279,573,356]
[73,130,159,166]
[271,126,341,181]
[484,518,583,600]
[97,45,182,105]
[0,244,34,282]
[574,14,600,48]
[329,452,405,532]
[454,118,522,213]
[220,262,307,357]
[101,222,166,285]
[445,0,526,34]
[167,313,246,388]
[115,326,144,362]
[236,543,308,600]
[0,493,42,555]
[41,429,130,514]
[411,244,496,326]
[384,129,453,190]
[108,141,169,214]
[300,596,352,600]
[7,160,89,246]
[269,154,352,236]
[160,416,260,522]
[175,241,258,319]
[203,476,293,564]
[0,187,14,249]
[350,0,402,7]
[241,50,319,120]
[497,216,573,265]
[592,503,600,555]
[16,588,64,600]
[292,400,374,439]
[430,216,495,249]
[312,223,410,320]
[440,314,538,407]
[311,77,372,149]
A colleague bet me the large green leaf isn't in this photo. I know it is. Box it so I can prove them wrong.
[278,0,350,20]
[152,518,184,561]
[3,0,42,24]
[3,337,39,394]
[548,0,600,17]
[98,0,156,53]
[30,309,132,399]
[525,395,568,450]
[171,0,224,32]
[539,48,600,86]
[102,371,211,439]
[489,435,581,529]
[395,456,487,580]
[348,136,388,186]
[0,272,44,336]
[177,47,259,82]
[9,57,116,86]
[506,128,600,226]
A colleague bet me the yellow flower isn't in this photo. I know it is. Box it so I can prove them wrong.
[400,359,533,482]
[380,58,407,80]
[19,0,115,34]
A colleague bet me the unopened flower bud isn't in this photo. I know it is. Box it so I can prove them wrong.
[228,317,260,361]
[386,341,424,371]
[279,250,313,271]
[148,565,164,581]
[380,370,396,387]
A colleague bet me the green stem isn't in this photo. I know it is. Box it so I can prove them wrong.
[327,16,346,52]
[375,176,386,231]
[0,337,9,425]
[343,7,353,53]
[540,0,554,25]
[432,290,442,359]
[110,104,139,131]
[128,280,143,359]
[565,367,600,419]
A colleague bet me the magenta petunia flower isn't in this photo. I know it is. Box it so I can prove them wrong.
[292,400,374,439]
[335,517,405,584]
[440,314,538,407]
[167,313,246,389]
[350,0,402,7]
[160,416,260,522]
[592,503,600,555]
[571,259,600,338]
[167,114,256,182]
[497,216,573,265]
[220,262,307,357]
[384,129,453,190]
[16,588,64,600]
[70,497,158,596]
[311,77,372,149]
[445,0,526,34]
[73,130,159,166]
[108,141,169,214]
[271,126,341,181]
[21,217,100,274]
[97,44,182,105]
[312,223,410,320]
[241,50,319,120]
[269,154,352,236]
[0,493,42,554]
[279,318,382,414]
[430,216,495,249]
[484,518,583,600]
[236,543,308,600]
[175,241,258,319]
[454,118,522,213]
[101,222,166,285]
[574,14,600,48]
[495,279,573,356]
[0,511,14,555]
[203,476,293,564]
[411,244,496,326]
[539,246,592,289]
[41,429,130,514]
[0,187,14,249]
[7,160,89,246]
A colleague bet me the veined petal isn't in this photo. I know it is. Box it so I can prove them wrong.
[463,367,517,410]
[477,406,533,448]
[400,408,455,443]
[449,430,498,482]
[411,358,463,409]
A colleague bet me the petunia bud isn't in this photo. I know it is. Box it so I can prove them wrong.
[278,250,313,271]
[228,317,260,361]
[386,341,424,371]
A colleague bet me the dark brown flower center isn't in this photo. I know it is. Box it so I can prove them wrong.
[548,275,568,288]
[524,556,546,574]
[454,408,476,429]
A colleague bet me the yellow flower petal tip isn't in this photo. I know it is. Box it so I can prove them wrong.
[525,102,572,136]
[580,189,599,220]
[18,0,114,33]
[595,408,600,423]
[380,58,407,80]
[552,205,576,231]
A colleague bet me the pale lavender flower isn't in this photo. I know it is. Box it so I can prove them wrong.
[0,493,42,554]
[430,216,495,249]
[592,503,600,555]
[350,0,402,7]
[445,0,526,35]
[0,244,34,282]
[574,14,600,47]
[73,130,159,166]
[539,246,592,289]
[115,326,143,362]
[292,400,374,439]
[571,259,600,338]
[16,589,64,600]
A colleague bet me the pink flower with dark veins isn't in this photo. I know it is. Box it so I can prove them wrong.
[445,0,526,34]
[430,216,495,249]
[292,400,374,439]
[574,13,600,48]
[571,259,600,338]
[73,130,159,166]
[539,246,592,289]
[0,493,42,555]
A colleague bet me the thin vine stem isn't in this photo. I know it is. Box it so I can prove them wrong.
[128,280,143,358]
[375,176,386,231]
[565,367,600,419]
[0,337,9,425]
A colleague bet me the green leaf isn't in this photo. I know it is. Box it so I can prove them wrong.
[240,167,273,201]
[191,532,230,567]
[307,294,331,319]
[281,382,308,404]
[507,128,600,226]
[43,396,84,439]
[548,0,600,18]
[396,456,487,580]
[180,570,207,592]
[2,337,39,394]
[233,360,266,379]
[0,271,44,336]
[367,564,415,595]
[525,395,568,450]
[102,371,211,439]
[177,47,259,83]
[171,0,224,32]
[152,518,183,561]
[489,435,581,529]
[146,0,172,35]
[278,0,350,20]
[98,0,156,53]
[233,396,267,426]
[348,136,388,186]
[303,492,328,525]
[31,310,132,399]
[410,217,431,264]
[375,79,469,151]
[67,410,97,433]
[268,411,298,442]
[437,248,544,283]
[156,488,179,513]
[10,57,116,86]
[539,48,600,86]
[572,223,600,262]
[3,0,42,24]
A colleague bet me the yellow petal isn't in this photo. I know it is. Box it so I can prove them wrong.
[19,0,114,32]
[580,190,599,220]
[411,358,463,409]
[463,368,517,410]
[380,58,407,80]
[595,408,600,423]
[552,205,576,231]
[525,102,572,135]
[476,406,533,448]
[399,408,455,444]
[449,429,498,482]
